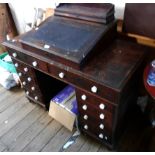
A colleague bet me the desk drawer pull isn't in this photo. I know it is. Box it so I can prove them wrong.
[100,114,105,120]
[81,94,87,101]
[22,81,26,86]
[12,52,17,58]
[91,86,98,93]
[26,91,29,95]
[99,124,104,129]
[99,103,105,110]
[27,77,32,82]
[31,86,35,91]
[99,133,103,139]
[82,105,87,110]
[83,115,88,120]
[59,72,65,79]
[18,72,22,77]
[32,61,38,67]
[34,96,38,100]
[84,125,88,130]
[24,67,28,72]
[15,63,18,68]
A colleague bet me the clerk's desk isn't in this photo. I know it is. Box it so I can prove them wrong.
[3,33,146,149]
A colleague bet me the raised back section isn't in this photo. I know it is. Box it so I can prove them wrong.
[123,3,155,39]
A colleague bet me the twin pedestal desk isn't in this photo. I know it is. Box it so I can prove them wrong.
[3,4,146,149]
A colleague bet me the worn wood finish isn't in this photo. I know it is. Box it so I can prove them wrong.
[18,15,117,69]
[55,3,114,24]
[2,4,147,149]
[3,36,146,149]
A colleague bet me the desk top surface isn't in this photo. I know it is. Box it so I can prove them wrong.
[4,37,146,91]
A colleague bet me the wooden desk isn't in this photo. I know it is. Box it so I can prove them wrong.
[3,35,146,149]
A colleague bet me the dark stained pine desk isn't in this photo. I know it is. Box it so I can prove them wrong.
[3,4,147,149]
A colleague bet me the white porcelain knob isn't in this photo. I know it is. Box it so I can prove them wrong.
[82,105,87,110]
[31,87,35,91]
[15,63,18,67]
[84,125,88,130]
[44,44,50,49]
[26,91,29,95]
[99,103,105,110]
[105,136,108,140]
[99,133,104,139]
[22,81,26,86]
[59,72,65,79]
[18,73,22,77]
[32,61,37,67]
[99,124,104,129]
[81,94,87,101]
[27,77,32,82]
[34,96,38,100]
[83,115,88,120]
[24,67,28,72]
[100,114,105,120]
[12,53,17,57]
[91,86,97,93]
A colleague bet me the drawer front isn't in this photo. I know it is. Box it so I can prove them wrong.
[81,129,112,146]
[76,88,115,114]
[11,58,45,106]
[75,88,116,134]
[78,100,114,131]
[9,49,48,72]
[47,63,118,103]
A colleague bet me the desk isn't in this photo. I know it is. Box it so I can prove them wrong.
[3,36,146,149]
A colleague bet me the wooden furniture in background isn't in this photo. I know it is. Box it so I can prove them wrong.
[0,3,17,53]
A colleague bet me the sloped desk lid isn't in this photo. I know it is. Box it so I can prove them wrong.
[19,16,116,69]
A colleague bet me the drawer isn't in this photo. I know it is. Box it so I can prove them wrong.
[81,129,112,146]
[76,88,115,114]
[25,89,43,102]
[78,101,113,131]
[79,115,112,135]
[11,58,34,76]
[9,49,48,72]
[47,63,118,103]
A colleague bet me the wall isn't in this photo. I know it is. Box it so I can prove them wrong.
[8,2,126,34]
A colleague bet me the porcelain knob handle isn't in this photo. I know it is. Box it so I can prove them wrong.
[100,114,105,120]
[22,81,26,86]
[59,72,65,79]
[12,53,17,58]
[82,105,87,110]
[27,77,32,82]
[99,124,104,129]
[99,133,104,139]
[91,86,97,93]
[26,91,29,95]
[31,87,35,91]
[83,115,88,120]
[24,67,28,72]
[99,104,105,110]
[34,96,38,100]
[32,61,37,67]
[15,63,18,68]
[84,125,88,130]
[81,94,87,101]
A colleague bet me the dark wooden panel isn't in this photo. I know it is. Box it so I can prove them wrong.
[55,3,114,24]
